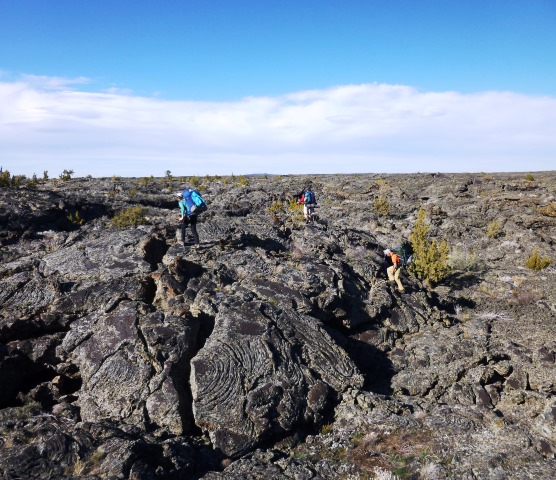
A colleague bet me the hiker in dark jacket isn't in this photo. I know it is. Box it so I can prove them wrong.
[177,191,199,247]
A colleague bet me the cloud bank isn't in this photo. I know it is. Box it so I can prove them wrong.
[1,76,555,177]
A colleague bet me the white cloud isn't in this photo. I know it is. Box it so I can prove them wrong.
[0,76,555,177]
[19,74,92,90]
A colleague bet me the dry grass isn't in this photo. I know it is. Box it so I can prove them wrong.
[449,248,481,272]
[332,190,350,200]
[525,249,551,270]
[486,220,502,239]
[343,428,442,479]
[510,288,541,305]
[538,202,556,217]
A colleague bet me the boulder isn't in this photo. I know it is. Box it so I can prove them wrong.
[191,302,363,457]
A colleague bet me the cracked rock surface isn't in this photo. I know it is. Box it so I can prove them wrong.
[0,172,555,479]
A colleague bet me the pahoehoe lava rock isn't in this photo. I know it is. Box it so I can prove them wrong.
[1,172,555,478]
[190,302,363,457]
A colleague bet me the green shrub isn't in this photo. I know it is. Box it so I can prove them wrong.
[236,175,249,187]
[14,175,26,187]
[373,196,390,216]
[12,401,42,418]
[0,169,27,188]
[28,174,39,188]
[271,198,306,227]
[59,169,74,181]
[288,198,304,218]
[138,176,152,186]
[319,423,333,435]
[67,211,85,225]
[373,179,390,215]
[189,176,202,188]
[0,169,10,187]
[524,173,535,181]
[351,431,363,445]
[525,249,551,270]
[111,206,147,228]
[409,208,451,287]
[486,220,502,239]
[268,200,286,217]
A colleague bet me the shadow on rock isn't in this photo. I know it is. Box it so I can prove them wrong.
[345,333,395,396]
[445,270,487,291]
[239,233,288,252]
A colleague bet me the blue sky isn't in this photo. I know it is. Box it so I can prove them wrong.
[1,0,555,177]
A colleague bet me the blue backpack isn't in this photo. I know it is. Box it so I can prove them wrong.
[304,190,316,205]
[182,189,207,214]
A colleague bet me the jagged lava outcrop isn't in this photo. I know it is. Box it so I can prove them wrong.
[0,172,555,479]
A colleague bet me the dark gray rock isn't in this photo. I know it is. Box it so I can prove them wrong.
[61,300,200,435]
[1,172,555,479]
[190,302,363,457]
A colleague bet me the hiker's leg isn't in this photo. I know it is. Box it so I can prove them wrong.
[308,206,314,222]
[180,218,187,244]
[387,266,396,283]
[303,204,309,220]
[394,269,404,291]
[190,215,199,244]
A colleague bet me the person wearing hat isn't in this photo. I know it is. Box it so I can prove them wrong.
[176,191,200,247]
[384,249,404,292]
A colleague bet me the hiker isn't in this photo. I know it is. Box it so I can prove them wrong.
[384,248,405,292]
[177,190,200,247]
[297,185,317,224]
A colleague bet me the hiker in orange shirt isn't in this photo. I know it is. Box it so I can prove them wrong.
[384,249,405,293]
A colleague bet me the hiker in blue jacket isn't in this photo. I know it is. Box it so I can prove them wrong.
[297,184,317,224]
[176,191,200,247]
